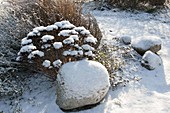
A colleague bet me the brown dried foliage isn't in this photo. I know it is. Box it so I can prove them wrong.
[11,0,102,47]
[7,0,102,78]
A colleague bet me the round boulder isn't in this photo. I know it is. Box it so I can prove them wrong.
[141,51,162,70]
[56,59,110,110]
[131,36,161,55]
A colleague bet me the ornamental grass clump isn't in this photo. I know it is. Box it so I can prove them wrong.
[12,0,102,47]
[17,21,98,79]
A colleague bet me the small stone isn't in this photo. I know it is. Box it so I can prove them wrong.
[120,36,131,45]
[141,51,162,70]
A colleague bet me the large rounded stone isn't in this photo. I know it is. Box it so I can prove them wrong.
[56,59,110,110]
[131,36,161,55]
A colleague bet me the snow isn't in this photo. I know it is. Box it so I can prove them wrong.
[21,37,32,45]
[69,35,79,41]
[33,26,47,32]
[63,50,79,57]
[46,25,58,31]
[31,29,41,36]
[63,37,74,44]
[27,31,38,37]
[54,20,75,29]
[58,30,78,37]
[90,8,170,113]
[53,60,62,68]
[74,26,86,32]
[41,35,55,43]
[84,51,95,57]
[70,50,78,56]
[27,50,44,59]
[63,51,70,56]
[56,59,110,109]
[78,50,84,56]
[131,35,162,51]
[42,60,51,68]
[84,35,97,44]
[1,1,170,113]
[16,56,22,61]
[82,44,95,51]
[61,24,75,29]
[73,26,91,35]
[74,44,82,50]
[19,44,37,53]
[141,51,162,70]
[53,42,63,49]
[80,29,91,35]
[120,35,131,45]
[41,44,51,49]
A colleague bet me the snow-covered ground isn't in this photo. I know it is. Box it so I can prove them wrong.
[89,8,170,113]
[90,9,170,113]
[1,2,170,113]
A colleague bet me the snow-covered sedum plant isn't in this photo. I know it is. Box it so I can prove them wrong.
[17,21,98,79]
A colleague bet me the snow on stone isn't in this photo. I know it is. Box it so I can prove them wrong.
[55,21,75,29]
[53,42,63,49]
[141,51,162,70]
[131,36,162,54]
[84,51,95,57]
[33,26,47,32]
[84,35,97,44]
[132,36,161,50]
[42,60,51,68]
[21,37,32,45]
[53,59,62,67]
[27,50,44,59]
[63,37,74,44]
[69,35,79,41]
[46,25,58,31]
[41,35,55,43]
[82,44,95,51]
[58,30,78,37]
[56,59,110,110]
[19,44,37,53]
[120,35,131,45]
[41,44,51,49]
